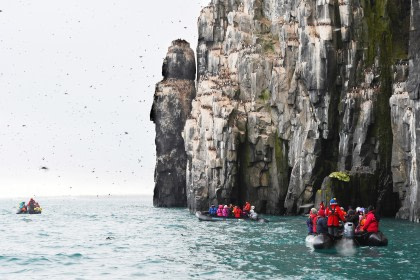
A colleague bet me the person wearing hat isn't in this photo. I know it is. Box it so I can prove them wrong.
[243,201,251,214]
[311,208,319,233]
[17,202,27,214]
[307,208,318,234]
[345,209,359,228]
[361,205,379,233]
[325,198,345,237]
[208,205,217,216]
[316,209,328,234]
[222,205,230,217]
[27,198,36,214]
[233,205,242,218]
[249,206,258,220]
[216,205,224,217]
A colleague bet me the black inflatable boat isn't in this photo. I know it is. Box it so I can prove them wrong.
[309,222,388,249]
[354,232,388,246]
[312,233,335,249]
[16,211,42,215]
[196,211,269,223]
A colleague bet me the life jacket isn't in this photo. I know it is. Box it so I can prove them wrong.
[326,205,344,227]
[362,211,379,233]
[216,207,223,217]
[312,215,318,233]
[222,208,229,217]
[244,203,251,212]
[233,207,242,218]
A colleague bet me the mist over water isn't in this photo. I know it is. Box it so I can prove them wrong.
[1,196,419,279]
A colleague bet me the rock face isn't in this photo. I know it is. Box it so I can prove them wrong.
[151,40,196,207]
[181,0,414,217]
[389,0,420,222]
[150,1,420,221]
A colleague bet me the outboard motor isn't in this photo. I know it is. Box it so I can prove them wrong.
[343,222,355,239]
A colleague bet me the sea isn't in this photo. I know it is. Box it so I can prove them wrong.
[0,196,419,279]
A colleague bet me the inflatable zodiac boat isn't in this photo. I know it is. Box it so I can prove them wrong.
[310,222,388,249]
[196,211,269,223]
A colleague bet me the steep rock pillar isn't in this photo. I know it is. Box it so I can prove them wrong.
[150,40,196,207]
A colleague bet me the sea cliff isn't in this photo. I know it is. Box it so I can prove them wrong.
[152,0,420,222]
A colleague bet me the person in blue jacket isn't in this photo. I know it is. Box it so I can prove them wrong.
[208,205,217,216]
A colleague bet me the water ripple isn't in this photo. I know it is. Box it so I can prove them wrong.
[1,196,420,279]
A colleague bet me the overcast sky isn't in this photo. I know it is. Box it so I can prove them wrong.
[0,0,209,198]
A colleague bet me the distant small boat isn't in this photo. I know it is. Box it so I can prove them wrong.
[195,211,269,223]
[16,199,42,215]
[16,207,42,215]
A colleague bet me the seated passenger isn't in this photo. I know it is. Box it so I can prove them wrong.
[311,208,318,234]
[17,202,27,214]
[209,205,217,216]
[356,209,366,233]
[361,206,379,233]
[345,209,359,228]
[249,206,258,220]
[341,207,347,216]
[233,205,242,218]
[316,209,328,234]
[243,202,251,214]
[216,205,223,217]
[222,205,229,217]
[227,204,234,217]
[27,198,36,214]
[307,208,318,234]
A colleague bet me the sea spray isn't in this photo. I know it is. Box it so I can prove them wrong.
[336,238,357,256]
[305,235,315,245]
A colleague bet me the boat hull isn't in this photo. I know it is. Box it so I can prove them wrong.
[310,232,388,249]
[196,211,268,223]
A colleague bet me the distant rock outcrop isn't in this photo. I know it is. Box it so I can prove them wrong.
[150,40,196,207]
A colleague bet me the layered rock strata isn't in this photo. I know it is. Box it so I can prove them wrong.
[151,40,196,207]
[389,0,420,222]
[182,0,413,216]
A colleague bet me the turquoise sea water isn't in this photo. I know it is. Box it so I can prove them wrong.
[1,196,419,279]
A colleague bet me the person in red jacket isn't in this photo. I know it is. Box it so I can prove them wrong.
[325,198,345,237]
[307,208,318,234]
[361,206,379,233]
[311,208,318,234]
[233,206,242,218]
[243,202,251,214]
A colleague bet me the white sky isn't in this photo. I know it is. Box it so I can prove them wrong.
[0,0,209,198]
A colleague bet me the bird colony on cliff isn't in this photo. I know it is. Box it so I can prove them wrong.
[151,0,420,223]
